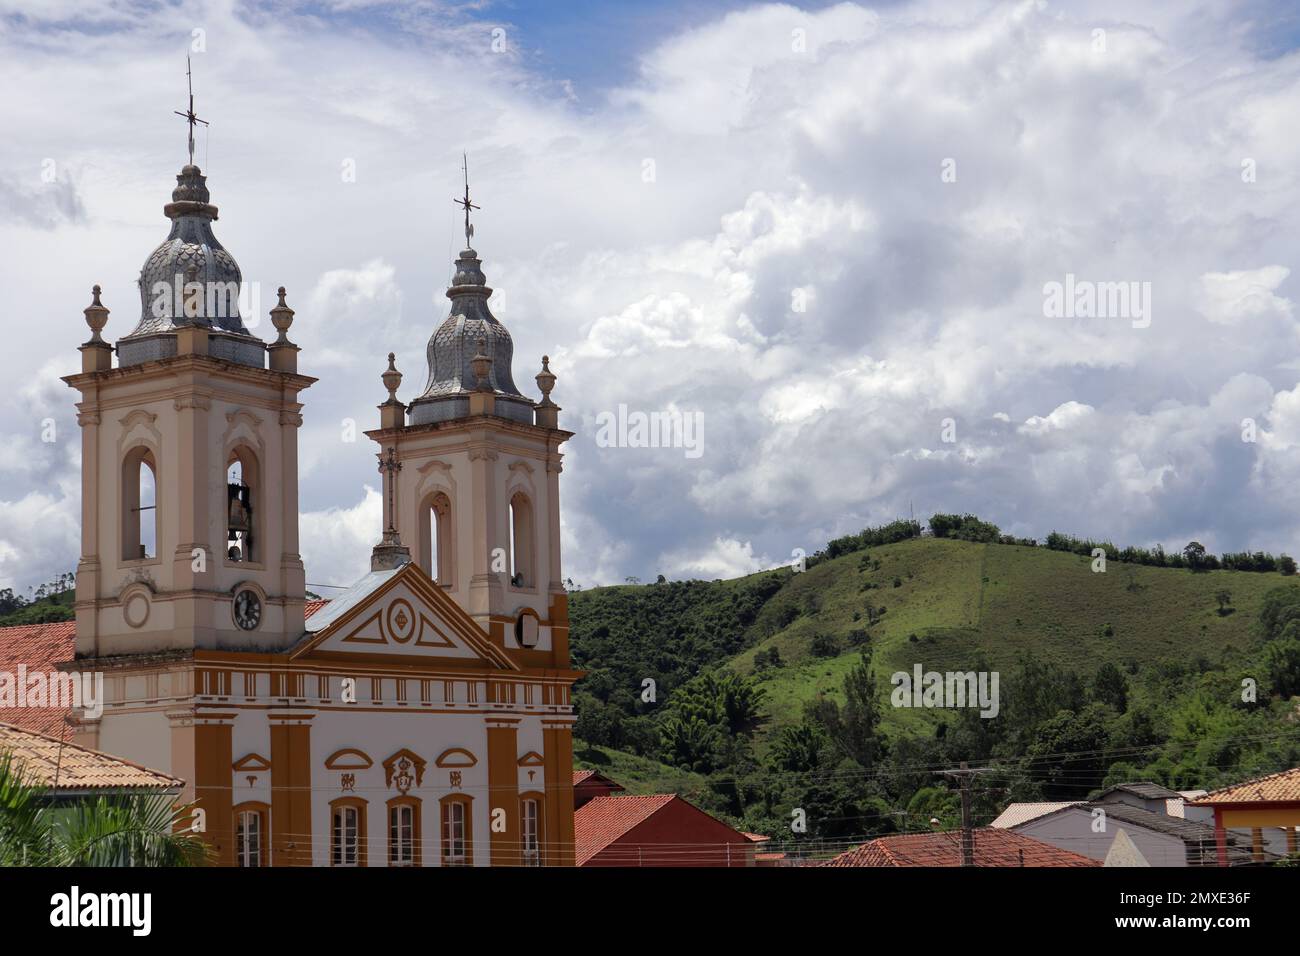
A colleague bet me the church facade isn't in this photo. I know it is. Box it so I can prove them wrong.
[58,158,579,867]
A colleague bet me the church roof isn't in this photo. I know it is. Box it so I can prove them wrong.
[303,568,401,633]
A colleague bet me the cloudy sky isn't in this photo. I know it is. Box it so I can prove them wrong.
[3,0,1300,595]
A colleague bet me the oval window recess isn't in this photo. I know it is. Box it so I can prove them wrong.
[124,592,150,629]
[515,613,539,648]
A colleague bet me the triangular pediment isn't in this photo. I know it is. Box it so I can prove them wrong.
[293,563,517,670]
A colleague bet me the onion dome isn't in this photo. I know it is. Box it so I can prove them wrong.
[406,246,533,425]
[117,164,264,367]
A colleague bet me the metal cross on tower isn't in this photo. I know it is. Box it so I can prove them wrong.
[173,54,209,166]
[453,153,479,249]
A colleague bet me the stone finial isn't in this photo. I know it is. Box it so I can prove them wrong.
[270,286,295,345]
[533,354,561,428]
[382,352,402,402]
[83,285,109,344]
[471,337,493,392]
[535,355,557,408]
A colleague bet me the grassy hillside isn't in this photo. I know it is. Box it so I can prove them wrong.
[569,533,1300,842]
[724,539,1281,742]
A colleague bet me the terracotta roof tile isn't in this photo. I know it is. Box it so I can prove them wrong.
[823,828,1100,867]
[0,721,183,791]
[574,794,676,865]
[0,621,77,738]
[1189,767,1300,805]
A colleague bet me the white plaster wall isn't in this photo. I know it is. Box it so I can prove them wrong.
[1017,810,1189,866]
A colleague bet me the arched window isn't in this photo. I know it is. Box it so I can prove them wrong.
[439,794,473,867]
[418,492,452,586]
[234,802,269,867]
[226,447,260,563]
[387,797,422,867]
[509,492,534,589]
[121,447,157,561]
[330,797,367,867]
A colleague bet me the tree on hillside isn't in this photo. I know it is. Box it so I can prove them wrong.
[1263,638,1300,698]
[1183,541,1207,571]
[770,720,826,773]
[1215,589,1233,615]
[1092,662,1129,714]
[807,651,882,770]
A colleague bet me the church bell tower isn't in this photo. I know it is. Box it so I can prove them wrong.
[63,159,314,658]
[365,166,573,659]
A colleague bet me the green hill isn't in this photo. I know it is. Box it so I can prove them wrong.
[568,532,1300,845]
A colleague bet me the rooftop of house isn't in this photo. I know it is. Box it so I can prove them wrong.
[989,801,1083,829]
[0,721,183,792]
[0,620,77,738]
[574,793,678,865]
[1099,781,1182,801]
[824,827,1100,867]
[1189,766,1300,806]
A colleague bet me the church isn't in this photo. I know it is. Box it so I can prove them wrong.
[52,141,580,866]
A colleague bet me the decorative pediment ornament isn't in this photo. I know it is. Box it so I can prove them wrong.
[517,751,545,767]
[119,569,157,596]
[232,753,271,772]
[325,748,374,771]
[293,563,518,670]
[435,747,477,768]
[383,749,427,795]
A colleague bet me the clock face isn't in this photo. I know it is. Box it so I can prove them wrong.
[233,589,262,631]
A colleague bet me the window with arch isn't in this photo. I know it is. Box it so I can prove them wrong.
[121,446,157,562]
[234,803,268,867]
[225,447,260,563]
[508,491,535,589]
[330,798,367,867]
[418,491,452,586]
[520,794,544,867]
[387,797,421,867]
[439,795,473,867]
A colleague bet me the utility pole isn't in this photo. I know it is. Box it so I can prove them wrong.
[938,761,996,867]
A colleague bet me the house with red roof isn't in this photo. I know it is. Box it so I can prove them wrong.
[823,827,1100,867]
[572,770,765,867]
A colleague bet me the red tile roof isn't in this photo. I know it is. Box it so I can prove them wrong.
[1189,766,1300,805]
[574,794,677,865]
[573,769,596,785]
[824,828,1100,867]
[0,721,183,791]
[0,621,77,738]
